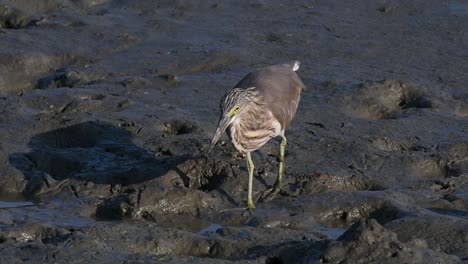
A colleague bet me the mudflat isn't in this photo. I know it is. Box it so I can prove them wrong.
[0,0,467,263]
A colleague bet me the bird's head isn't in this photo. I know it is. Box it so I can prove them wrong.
[209,88,251,152]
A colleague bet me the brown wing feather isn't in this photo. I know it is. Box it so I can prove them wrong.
[234,63,305,130]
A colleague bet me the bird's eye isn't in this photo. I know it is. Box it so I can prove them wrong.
[229,105,240,116]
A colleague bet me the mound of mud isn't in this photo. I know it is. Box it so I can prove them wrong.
[345,80,432,119]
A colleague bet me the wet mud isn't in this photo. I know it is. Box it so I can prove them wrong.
[0,0,467,263]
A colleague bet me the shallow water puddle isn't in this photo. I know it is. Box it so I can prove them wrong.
[427,207,468,218]
[0,201,34,209]
[315,225,346,239]
[0,198,95,228]
[197,223,223,235]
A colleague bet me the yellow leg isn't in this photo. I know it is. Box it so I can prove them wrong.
[260,136,287,202]
[217,153,255,213]
[275,136,287,188]
[246,152,256,209]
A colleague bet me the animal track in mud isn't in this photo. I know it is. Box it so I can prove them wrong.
[347,80,432,119]
[177,157,234,191]
[162,120,199,135]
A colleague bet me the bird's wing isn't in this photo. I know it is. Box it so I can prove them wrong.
[234,64,304,130]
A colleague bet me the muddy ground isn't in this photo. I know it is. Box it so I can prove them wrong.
[0,0,467,263]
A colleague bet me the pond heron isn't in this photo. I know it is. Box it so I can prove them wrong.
[210,61,305,209]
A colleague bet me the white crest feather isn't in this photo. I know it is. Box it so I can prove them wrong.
[292,61,300,71]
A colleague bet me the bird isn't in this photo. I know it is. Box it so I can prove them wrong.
[209,61,305,209]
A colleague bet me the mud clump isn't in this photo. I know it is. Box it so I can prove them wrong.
[95,157,235,219]
[386,216,468,257]
[1,222,72,245]
[36,69,88,89]
[319,219,459,263]
[120,76,152,88]
[412,157,465,178]
[177,157,234,191]
[95,193,133,220]
[453,93,468,116]
[316,196,405,227]
[346,80,432,119]
[262,219,459,263]
[96,185,224,220]
[293,172,384,195]
[0,4,36,29]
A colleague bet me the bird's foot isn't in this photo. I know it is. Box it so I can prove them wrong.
[260,185,289,202]
[230,152,246,161]
[218,198,256,215]
[247,198,256,210]
[218,206,255,216]
[260,187,279,202]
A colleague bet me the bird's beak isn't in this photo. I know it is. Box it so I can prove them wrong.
[209,115,231,152]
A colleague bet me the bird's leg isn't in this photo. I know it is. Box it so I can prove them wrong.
[275,136,287,188]
[217,153,255,213]
[246,152,256,209]
[261,136,287,202]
